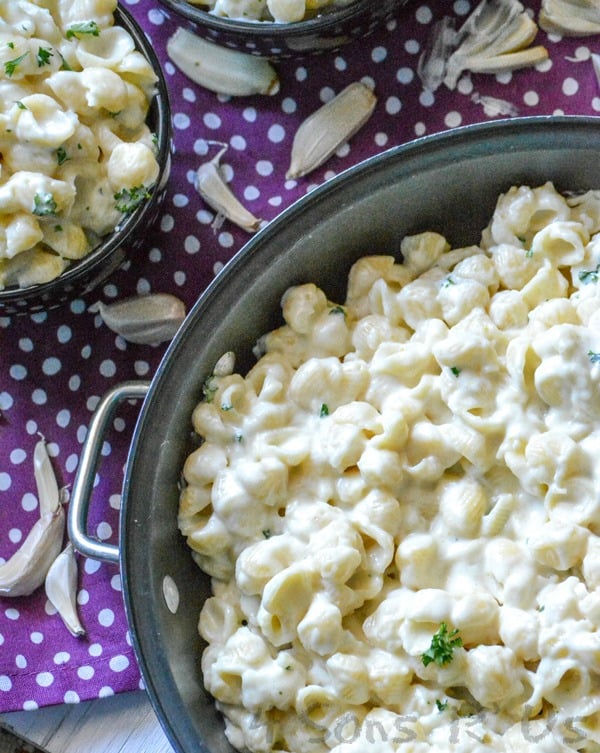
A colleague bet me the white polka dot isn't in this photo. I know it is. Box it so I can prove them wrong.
[0,392,13,410]
[19,338,33,352]
[97,522,112,541]
[5,608,19,621]
[295,66,308,82]
[110,574,122,592]
[109,494,121,510]
[0,676,12,692]
[218,232,235,248]
[371,46,387,63]
[385,96,401,115]
[147,7,164,24]
[68,375,81,391]
[42,357,61,376]
[98,608,115,627]
[281,97,297,114]
[230,134,247,150]
[203,112,221,129]
[9,528,22,544]
[268,124,285,143]
[78,589,90,606]
[242,107,257,123]
[444,110,462,128]
[404,39,420,54]
[419,90,435,107]
[134,360,151,377]
[184,235,201,254]
[0,473,11,492]
[523,90,539,106]
[77,666,95,680]
[64,691,80,704]
[375,132,388,147]
[56,409,71,428]
[54,652,70,665]
[36,672,54,688]
[562,77,579,96]
[244,186,260,201]
[256,160,273,177]
[66,454,78,473]
[416,5,433,22]
[10,448,26,464]
[173,112,190,130]
[396,67,414,85]
[15,654,27,669]
[182,87,196,102]
[10,364,27,380]
[89,643,103,657]
[334,56,347,71]
[22,492,37,512]
[173,194,189,208]
[109,655,130,672]
[98,686,115,698]
[99,360,116,378]
[30,632,44,644]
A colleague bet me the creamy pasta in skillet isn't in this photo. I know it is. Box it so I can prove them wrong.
[187,0,356,25]
[0,0,160,289]
[179,182,600,753]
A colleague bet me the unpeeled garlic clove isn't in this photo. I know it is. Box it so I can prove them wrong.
[539,0,600,35]
[45,543,85,637]
[91,293,187,345]
[286,81,377,180]
[0,506,65,597]
[166,27,280,97]
[34,437,60,516]
[195,146,263,233]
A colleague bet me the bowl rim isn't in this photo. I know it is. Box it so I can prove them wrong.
[0,3,172,309]
[157,0,401,37]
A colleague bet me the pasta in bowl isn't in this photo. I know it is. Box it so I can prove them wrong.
[178,180,600,753]
[0,0,171,314]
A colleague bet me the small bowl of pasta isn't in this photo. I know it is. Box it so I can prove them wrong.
[0,1,172,315]
[157,0,408,57]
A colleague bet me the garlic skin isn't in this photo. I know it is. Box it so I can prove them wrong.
[0,439,65,598]
[166,27,280,97]
[286,81,377,180]
[45,543,85,637]
[195,146,263,233]
[539,0,600,36]
[91,293,187,345]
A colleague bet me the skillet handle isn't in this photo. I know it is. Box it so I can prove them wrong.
[68,380,150,564]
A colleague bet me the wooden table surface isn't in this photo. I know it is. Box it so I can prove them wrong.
[0,691,173,753]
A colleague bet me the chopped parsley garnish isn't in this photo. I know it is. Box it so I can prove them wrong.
[329,305,346,316]
[7,41,15,49]
[15,100,27,110]
[36,46,53,67]
[32,192,57,216]
[66,21,100,39]
[421,623,462,667]
[319,403,329,417]
[114,185,151,214]
[262,529,271,539]
[54,224,63,232]
[4,52,29,77]
[56,146,69,166]
[442,276,456,288]
[220,403,233,411]
[436,699,448,712]
[579,264,600,284]
[525,248,534,258]
[450,366,461,377]
[588,350,600,364]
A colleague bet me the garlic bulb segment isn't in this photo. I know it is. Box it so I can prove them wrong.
[92,293,187,345]
[45,543,85,637]
[286,81,377,180]
[34,437,60,515]
[166,27,280,97]
[0,506,65,597]
[195,146,263,233]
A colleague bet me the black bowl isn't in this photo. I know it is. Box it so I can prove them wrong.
[157,0,409,58]
[0,5,172,316]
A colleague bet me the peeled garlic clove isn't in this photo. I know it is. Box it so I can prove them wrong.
[34,437,60,516]
[166,27,280,97]
[45,543,85,637]
[196,146,262,233]
[539,0,600,35]
[0,506,65,597]
[91,293,186,345]
[286,81,377,180]
[466,46,549,73]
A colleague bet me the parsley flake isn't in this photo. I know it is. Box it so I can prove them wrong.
[5,51,29,77]
[56,146,69,166]
[32,192,57,216]
[579,264,600,285]
[319,403,329,417]
[329,305,346,316]
[442,276,456,288]
[15,100,27,110]
[450,366,461,377]
[588,350,600,364]
[66,21,100,39]
[114,185,151,214]
[36,46,53,67]
[421,623,462,667]
[262,529,271,539]
[202,375,218,403]
[436,699,448,712]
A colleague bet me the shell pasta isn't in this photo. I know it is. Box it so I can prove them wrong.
[180,182,600,753]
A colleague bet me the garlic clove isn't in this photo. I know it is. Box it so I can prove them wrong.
[195,146,263,233]
[91,293,187,345]
[34,437,60,516]
[286,81,377,180]
[0,506,65,597]
[465,45,549,73]
[45,543,85,637]
[166,27,280,97]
